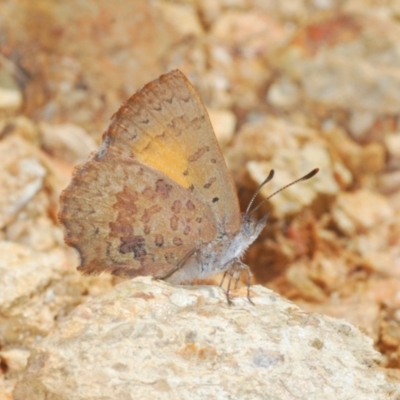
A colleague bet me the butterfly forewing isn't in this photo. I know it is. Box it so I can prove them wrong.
[105,70,241,234]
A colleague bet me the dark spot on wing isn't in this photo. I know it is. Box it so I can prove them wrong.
[188,146,209,162]
[203,177,216,189]
[141,205,162,223]
[119,236,147,260]
[186,200,195,211]
[155,234,164,247]
[171,200,182,214]
[156,179,172,199]
[173,237,183,246]
[170,215,179,231]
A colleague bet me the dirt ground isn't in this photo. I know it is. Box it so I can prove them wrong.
[1,1,400,397]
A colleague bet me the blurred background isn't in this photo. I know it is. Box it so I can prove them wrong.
[1,0,400,395]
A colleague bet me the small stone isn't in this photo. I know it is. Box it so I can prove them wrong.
[207,108,236,145]
[0,241,55,344]
[333,160,353,188]
[0,135,46,229]
[362,142,385,174]
[0,70,22,110]
[349,110,376,141]
[157,2,203,37]
[0,87,22,110]
[39,122,97,164]
[267,77,300,109]
[211,10,287,55]
[384,133,400,170]
[0,349,30,372]
[379,170,400,194]
[333,190,393,233]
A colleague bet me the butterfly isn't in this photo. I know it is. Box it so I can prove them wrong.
[59,70,318,303]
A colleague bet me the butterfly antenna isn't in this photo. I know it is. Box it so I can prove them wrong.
[249,168,319,216]
[245,169,275,214]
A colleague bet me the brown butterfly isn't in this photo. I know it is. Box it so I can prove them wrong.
[59,70,318,303]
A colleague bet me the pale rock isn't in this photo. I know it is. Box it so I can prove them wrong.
[207,108,236,145]
[298,296,381,343]
[205,42,270,111]
[384,133,400,170]
[343,1,397,19]
[362,142,386,174]
[0,241,62,345]
[360,249,396,275]
[323,127,364,175]
[0,87,22,110]
[0,116,39,144]
[332,207,356,236]
[388,187,400,212]
[210,44,233,65]
[13,277,398,399]
[267,77,300,109]
[196,0,221,27]
[333,190,394,234]
[288,16,400,114]
[333,160,353,188]
[312,0,335,10]
[6,214,61,252]
[0,349,30,372]
[274,0,307,17]
[324,127,385,176]
[297,48,400,113]
[39,122,97,165]
[351,219,400,275]
[348,110,376,141]
[0,132,63,251]
[211,10,287,55]
[286,261,327,302]
[157,2,204,37]
[0,375,14,400]
[0,135,46,230]
[0,69,22,111]
[226,116,316,172]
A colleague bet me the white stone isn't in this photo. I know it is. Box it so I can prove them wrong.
[207,108,236,145]
[14,277,399,400]
[0,87,22,110]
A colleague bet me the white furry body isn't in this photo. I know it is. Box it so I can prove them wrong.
[165,214,268,284]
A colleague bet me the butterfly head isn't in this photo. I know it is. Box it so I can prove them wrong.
[240,212,269,244]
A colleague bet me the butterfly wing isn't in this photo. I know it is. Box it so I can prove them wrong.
[103,70,241,234]
[59,70,242,278]
[59,149,218,278]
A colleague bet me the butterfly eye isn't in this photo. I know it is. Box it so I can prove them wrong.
[242,212,269,235]
[243,220,252,236]
[242,215,256,236]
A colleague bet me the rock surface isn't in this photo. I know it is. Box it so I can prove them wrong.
[14,277,399,400]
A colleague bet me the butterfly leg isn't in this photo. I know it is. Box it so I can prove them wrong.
[234,260,254,306]
[219,269,235,305]
[220,260,254,305]
[233,264,242,289]
[219,269,229,288]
